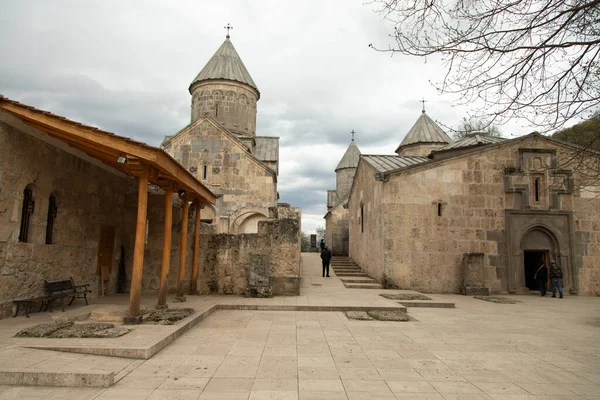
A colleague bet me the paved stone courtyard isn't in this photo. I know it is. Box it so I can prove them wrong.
[0,253,599,399]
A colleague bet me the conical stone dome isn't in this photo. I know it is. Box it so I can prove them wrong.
[397,112,451,148]
[395,111,452,156]
[335,140,361,171]
[189,36,260,135]
[189,37,259,96]
[335,139,361,200]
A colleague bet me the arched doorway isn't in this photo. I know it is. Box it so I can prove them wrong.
[232,211,269,234]
[505,211,576,294]
[520,228,557,291]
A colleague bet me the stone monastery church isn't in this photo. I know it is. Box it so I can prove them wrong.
[0,33,300,318]
[326,109,600,296]
[161,32,280,234]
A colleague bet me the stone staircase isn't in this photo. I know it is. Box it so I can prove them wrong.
[331,257,383,289]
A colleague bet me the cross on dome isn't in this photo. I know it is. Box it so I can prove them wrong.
[420,97,427,113]
[224,23,233,39]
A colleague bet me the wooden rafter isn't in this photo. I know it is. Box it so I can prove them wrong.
[0,97,216,205]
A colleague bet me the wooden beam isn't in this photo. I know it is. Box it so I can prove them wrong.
[156,185,174,309]
[176,194,190,301]
[1,102,216,205]
[127,168,149,320]
[190,202,202,294]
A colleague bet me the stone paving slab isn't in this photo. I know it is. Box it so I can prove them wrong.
[0,253,599,397]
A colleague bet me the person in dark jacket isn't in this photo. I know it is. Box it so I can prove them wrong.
[320,246,332,277]
[534,261,548,296]
[549,261,564,298]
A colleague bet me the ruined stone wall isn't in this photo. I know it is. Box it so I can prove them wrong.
[163,119,277,232]
[325,205,349,256]
[335,167,355,200]
[134,197,301,297]
[194,218,301,296]
[0,121,131,316]
[348,161,385,279]
[190,81,258,137]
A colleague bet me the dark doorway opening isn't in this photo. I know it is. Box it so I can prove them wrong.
[524,250,548,290]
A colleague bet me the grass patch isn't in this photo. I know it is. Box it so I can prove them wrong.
[474,296,521,304]
[366,310,410,321]
[380,293,432,301]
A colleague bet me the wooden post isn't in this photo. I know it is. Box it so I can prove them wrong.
[190,201,202,294]
[176,193,189,301]
[127,168,148,322]
[156,184,173,309]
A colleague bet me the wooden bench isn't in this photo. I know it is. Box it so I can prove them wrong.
[45,277,91,306]
[12,295,66,318]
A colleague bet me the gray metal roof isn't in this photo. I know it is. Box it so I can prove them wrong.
[335,140,361,171]
[362,155,430,173]
[254,136,279,162]
[189,38,259,97]
[432,134,506,152]
[395,112,452,152]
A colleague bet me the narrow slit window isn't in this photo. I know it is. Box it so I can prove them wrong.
[438,203,442,217]
[202,164,208,180]
[360,205,364,233]
[535,178,540,202]
[45,195,57,244]
[19,188,34,243]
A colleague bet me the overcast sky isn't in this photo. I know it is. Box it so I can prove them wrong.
[0,0,539,233]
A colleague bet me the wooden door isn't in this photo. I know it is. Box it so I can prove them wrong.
[96,226,115,294]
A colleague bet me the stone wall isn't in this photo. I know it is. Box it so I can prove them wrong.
[194,218,301,296]
[133,197,301,298]
[163,118,277,233]
[348,161,385,280]
[325,205,349,256]
[0,120,132,316]
[190,81,258,137]
[349,135,600,295]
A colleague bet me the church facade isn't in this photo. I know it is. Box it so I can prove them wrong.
[346,110,600,296]
[161,34,279,234]
[325,136,360,256]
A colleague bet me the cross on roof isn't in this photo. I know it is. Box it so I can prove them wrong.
[420,98,427,113]
[351,129,356,141]
[224,23,233,39]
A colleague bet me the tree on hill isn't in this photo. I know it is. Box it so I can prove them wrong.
[552,114,600,152]
[369,0,600,132]
[452,117,502,140]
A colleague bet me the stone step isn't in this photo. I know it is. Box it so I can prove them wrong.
[339,278,378,284]
[335,272,367,277]
[343,282,384,289]
[334,268,363,273]
[0,368,114,387]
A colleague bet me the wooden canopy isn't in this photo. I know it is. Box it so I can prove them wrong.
[0,94,216,205]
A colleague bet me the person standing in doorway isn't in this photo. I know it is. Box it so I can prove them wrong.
[534,260,548,296]
[321,246,331,277]
[549,261,564,298]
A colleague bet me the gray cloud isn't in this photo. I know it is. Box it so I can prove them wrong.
[0,0,534,234]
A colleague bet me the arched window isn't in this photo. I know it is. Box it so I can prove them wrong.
[19,187,35,242]
[46,194,57,244]
[202,164,208,181]
[437,202,442,217]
